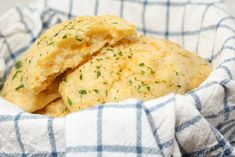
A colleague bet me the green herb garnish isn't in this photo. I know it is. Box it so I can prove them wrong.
[147,86,150,91]
[105,90,108,96]
[94,89,100,94]
[67,97,73,106]
[62,34,67,39]
[118,51,123,56]
[14,61,22,69]
[139,63,144,66]
[75,35,83,41]
[155,81,160,84]
[177,85,181,88]
[106,48,113,51]
[12,71,22,80]
[150,69,155,74]
[15,84,24,91]
[97,71,101,78]
[48,41,54,46]
[54,33,59,37]
[79,89,87,95]
[79,74,83,80]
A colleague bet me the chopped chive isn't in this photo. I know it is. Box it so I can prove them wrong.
[106,48,113,51]
[96,71,101,78]
[128,56,132,59]
[118,51,122,56]
[94,89,100,94]
[67,97,73,106]
[103,81,107,85]
[15,84,24,91]
[176,72,179,75]
[112,22,118,24]
[12,71,22,80]
[48,41,54,46]
[141,81,147,86]
[155,81,160,84]
[150,69,155,74]
[177,85,181,88]
[54,33,59,37]
[75,35,83,41]
[139,63,144,66]
[62,34,67,39]
[147,86,150,91]
[14,61,22,69]
[105,90,108,96]
[79,89,87,95]
[79,74,83,80]
[129,80,133,85]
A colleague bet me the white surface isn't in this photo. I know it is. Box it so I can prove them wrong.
[0,0,235,16]
[0,0,37,16]
[225,0,235,16]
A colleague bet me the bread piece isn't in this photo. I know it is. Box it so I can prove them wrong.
[0,56,61,112]
[151,39,212,91]
[35,99,69,117]
[59,36,211,112]
[22,15,136,94]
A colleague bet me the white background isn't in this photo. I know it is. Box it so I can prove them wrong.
[0,0,235,16]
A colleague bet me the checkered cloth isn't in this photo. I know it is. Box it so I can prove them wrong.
[0,0,235,156]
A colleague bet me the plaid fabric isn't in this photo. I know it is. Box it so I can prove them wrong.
[0,0,235,156]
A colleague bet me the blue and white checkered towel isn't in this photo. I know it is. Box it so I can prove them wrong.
[0,0,235,156]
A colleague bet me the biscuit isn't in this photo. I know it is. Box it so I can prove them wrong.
[22,15,136,94]
[35,99,69,117]
[0,56,61,112]
[59,36,211,112]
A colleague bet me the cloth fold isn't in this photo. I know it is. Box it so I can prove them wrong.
[0,0,235,156]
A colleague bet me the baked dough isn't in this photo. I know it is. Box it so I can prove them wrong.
[0,16,211,117]
[59,36,211,112]
[22,15,136,94]
[0,56,60,112]
[35,99,69,117]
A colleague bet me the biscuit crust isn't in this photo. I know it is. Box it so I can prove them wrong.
[59,36,211,112]
[22,15,136,94]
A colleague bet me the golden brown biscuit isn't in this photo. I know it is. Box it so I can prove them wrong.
[59,36,211,112]
[35,99,69,117]
[22,15,136,94]
[0,56,61,112]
